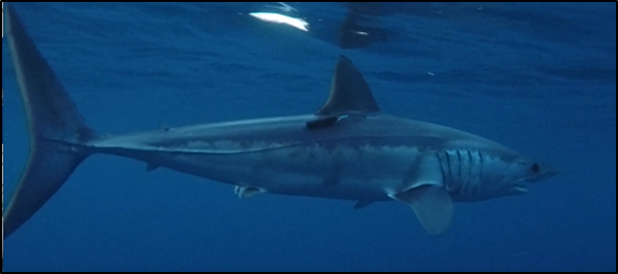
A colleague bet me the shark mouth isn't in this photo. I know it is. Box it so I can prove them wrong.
[514,182,531,194]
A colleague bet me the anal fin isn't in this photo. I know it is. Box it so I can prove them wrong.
[390,185,454,235]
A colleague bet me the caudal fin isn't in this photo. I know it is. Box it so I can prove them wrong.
[4,4,98,239]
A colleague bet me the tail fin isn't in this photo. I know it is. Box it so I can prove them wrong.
[4,4,98,239]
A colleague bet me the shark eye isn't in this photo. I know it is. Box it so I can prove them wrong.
[530,163,540,174]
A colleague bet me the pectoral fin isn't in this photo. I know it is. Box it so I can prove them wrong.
[390,185,454,235]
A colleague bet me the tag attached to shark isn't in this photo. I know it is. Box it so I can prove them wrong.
[390,184,454,235]
[306,114,367,130]
[306,116,339,130]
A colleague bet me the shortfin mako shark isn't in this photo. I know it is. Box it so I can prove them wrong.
[3,4,558,239]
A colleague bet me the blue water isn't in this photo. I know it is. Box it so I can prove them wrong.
[2,2,615,272]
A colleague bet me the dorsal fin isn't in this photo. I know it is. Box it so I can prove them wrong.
[315,55,380,115]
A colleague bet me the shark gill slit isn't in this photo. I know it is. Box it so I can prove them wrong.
[468,150,484,196]
[456,150,462,191]
[456,150,466,195]
[461,149,475,196]
[436,151,448,191]
[478,150,484,189]
[444,150,452,189]
[464,150,474,195]
[457,151,463,193]
[467,150,473,191]
[437,150,453,193]
[438,149,484,196]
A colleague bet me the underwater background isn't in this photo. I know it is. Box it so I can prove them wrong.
[2,2,616,272]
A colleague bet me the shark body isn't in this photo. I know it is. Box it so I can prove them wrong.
[3,4,558,239]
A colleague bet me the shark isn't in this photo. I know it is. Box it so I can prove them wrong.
[3,4,558,240]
